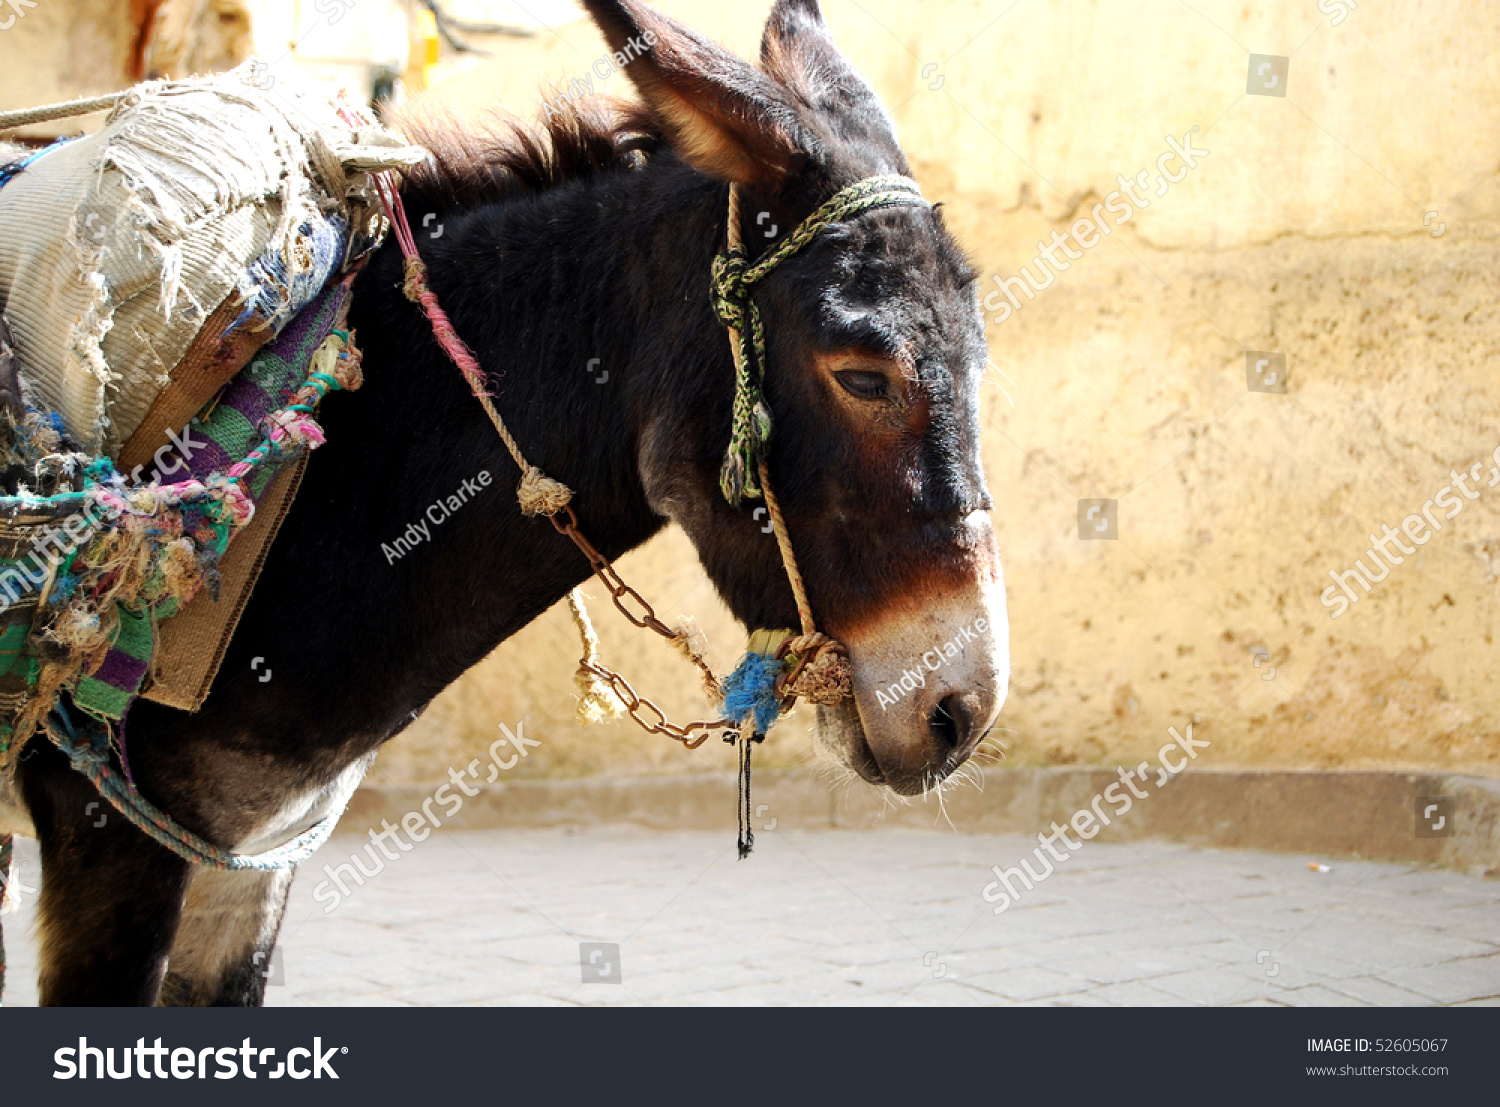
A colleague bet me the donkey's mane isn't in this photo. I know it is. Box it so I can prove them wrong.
[393,95,664,212]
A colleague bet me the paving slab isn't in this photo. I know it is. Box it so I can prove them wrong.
[1,828,1496,1006]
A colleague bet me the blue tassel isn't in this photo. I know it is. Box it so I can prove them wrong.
[721,652,783,735]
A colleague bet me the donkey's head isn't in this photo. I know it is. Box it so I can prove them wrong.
[584,0,1007,795]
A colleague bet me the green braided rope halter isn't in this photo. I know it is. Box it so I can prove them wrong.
[710,175,931,505]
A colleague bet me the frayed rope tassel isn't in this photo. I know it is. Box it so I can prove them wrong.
[567,588,624,725]
[730,719,762,860]
[720,651,783,858]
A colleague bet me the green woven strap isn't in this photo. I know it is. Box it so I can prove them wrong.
[709,175,930,504]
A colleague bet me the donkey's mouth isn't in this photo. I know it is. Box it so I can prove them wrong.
[817,695,978,795]
[814,698,885,786]
[818,695,987,795]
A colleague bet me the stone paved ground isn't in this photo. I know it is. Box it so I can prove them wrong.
[4,828,1499,1005]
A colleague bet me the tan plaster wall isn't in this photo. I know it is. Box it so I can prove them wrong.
[0,0,134,136]
[4,0,1496,783]
[371,0,1500,786]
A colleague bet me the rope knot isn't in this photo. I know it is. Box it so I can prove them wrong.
[325,333,364,392]
[782,632,854,706]
[710,250,751,331]
[402,256,430,302]
[516,465,573,517]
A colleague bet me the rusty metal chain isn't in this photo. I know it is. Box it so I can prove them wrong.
[550,505,735,747]
[576,658,728,748]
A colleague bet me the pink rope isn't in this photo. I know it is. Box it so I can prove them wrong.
[373,174,493,401]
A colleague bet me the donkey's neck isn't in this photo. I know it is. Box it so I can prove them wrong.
[220,157,731,757]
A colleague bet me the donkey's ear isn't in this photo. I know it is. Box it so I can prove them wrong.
[579,0,813,187]
[759,0,902,156]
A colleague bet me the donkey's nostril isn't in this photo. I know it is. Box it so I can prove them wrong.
[929,694,970,756]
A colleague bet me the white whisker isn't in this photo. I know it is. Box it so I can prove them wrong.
[933,773,956,831]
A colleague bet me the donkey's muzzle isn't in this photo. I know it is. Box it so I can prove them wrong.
[814,578,1009,795]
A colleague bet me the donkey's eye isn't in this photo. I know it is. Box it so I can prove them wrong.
[835,370,889,400]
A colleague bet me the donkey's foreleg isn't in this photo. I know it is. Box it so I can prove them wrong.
[159,866,295,1006]
[19,741,192,1006]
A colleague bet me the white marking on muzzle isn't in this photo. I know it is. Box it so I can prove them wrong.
[825,563,1009,791]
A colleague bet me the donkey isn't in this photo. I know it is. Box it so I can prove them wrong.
[0,0,1008,1005]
